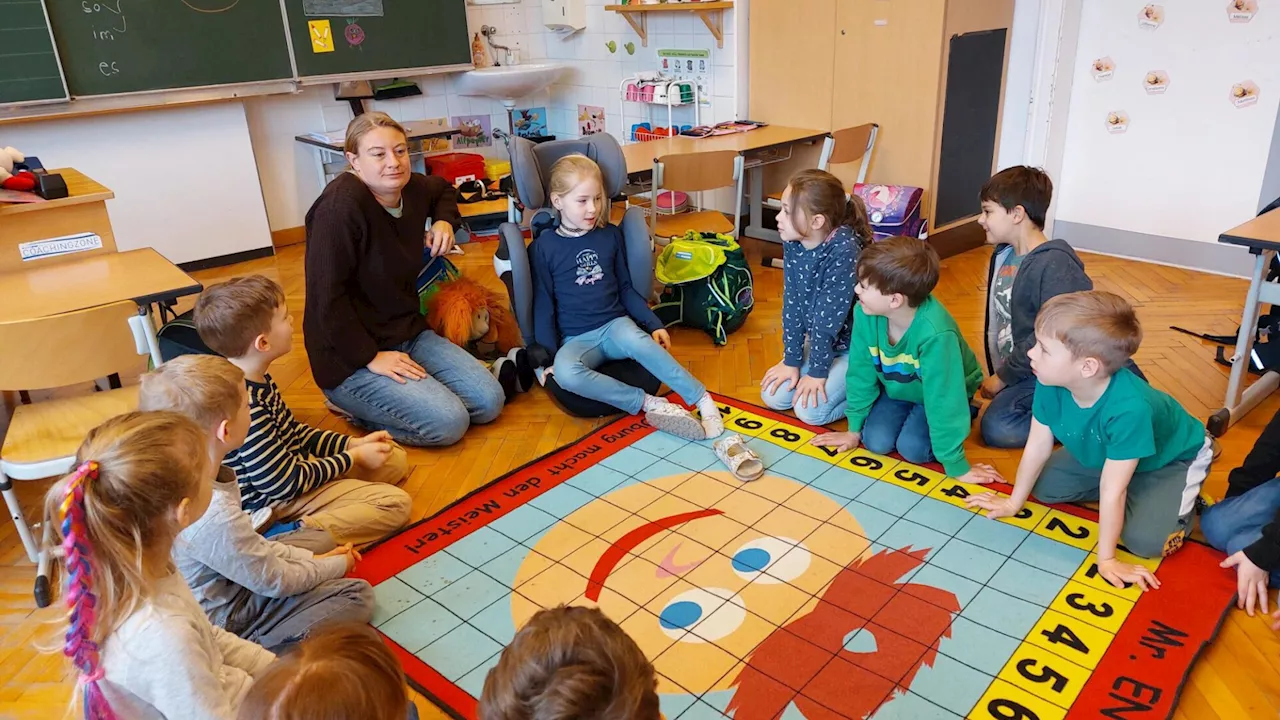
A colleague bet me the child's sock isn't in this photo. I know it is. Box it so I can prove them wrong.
[696,393,724,439]
[642,394,671,412]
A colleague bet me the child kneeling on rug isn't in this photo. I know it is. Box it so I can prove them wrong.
[812,236,1002,485]
[478,605,660,720]
[237,623,419,720]
[967,291,1213,589]
[530,154,722,440]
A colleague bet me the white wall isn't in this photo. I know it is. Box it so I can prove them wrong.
[1055,0,1280,245]
[995,0,1042,171]
[0,102,271,265]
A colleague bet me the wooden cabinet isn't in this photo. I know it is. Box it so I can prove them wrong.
[749,0,1014,232]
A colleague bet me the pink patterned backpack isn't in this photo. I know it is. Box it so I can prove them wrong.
[852,183,927,242]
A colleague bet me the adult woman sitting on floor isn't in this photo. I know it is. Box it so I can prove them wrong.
[303,112,504,446]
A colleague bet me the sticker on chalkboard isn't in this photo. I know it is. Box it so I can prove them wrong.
[1143,71,1170,95]
[1227,0,1257,22]
[1105,111,1130,134]
[1138,4,1165,29]
[1231,81,1260,108]
[309,20,335,53]
[19,233,104,262]
[1091,57,1115,82]
[303,0,384,17]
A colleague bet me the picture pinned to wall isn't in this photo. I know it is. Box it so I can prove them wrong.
[1138,4,1165,29]
[1227,0,1258,22]
[1231,81,1260,108]
[511,107,548,138]
[425,117,452,151]
[303,0,384,16]
[452,115,493,148]
[1143,71,1170,94]
[1106,110,1130,134]
[578,105,605,136]
[658,48,712,106]
[1092,57,1116,82]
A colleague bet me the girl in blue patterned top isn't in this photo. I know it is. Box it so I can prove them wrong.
[761,169,871,426]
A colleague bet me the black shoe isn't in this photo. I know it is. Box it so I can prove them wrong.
[510,347,535,392]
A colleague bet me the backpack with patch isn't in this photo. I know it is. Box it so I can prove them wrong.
[652,231,755,345]
[852,183,928,242]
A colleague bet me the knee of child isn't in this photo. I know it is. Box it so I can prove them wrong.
[351,579,377,620]
[1119,526,1166,560]
[473,376,506,425]
[384,486,413,527]
[979,411,1028,450]
[760,386,793,411]
[791,402,829,427]
[1197,504,1232,552]
[860,426,894,455]
[895,436,933,465]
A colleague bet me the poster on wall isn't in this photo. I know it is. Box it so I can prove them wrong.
[1143,71,1170,94]
[657,48,713,107]
[578,105,605,136]
[1106,111,1130,134]
[1092,57,1116,82]
[1138,4,1165,29]
[451,115,492,148]
[1227,0,1258,22]
[511,107,548,138]
[1231,81,1260,108]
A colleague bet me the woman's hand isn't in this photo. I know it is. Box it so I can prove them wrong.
[762,361,801,396]
[652,329,672,350]
[427,221,456,257]
[368,351,427,384]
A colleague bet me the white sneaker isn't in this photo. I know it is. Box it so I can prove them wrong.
[713,434,763,482]
[645,402,707,440]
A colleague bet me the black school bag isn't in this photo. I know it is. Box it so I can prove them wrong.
[156,308,220,362]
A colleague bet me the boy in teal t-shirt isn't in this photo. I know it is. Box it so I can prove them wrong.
[812,237,1002,485]
[968,291,1212,590]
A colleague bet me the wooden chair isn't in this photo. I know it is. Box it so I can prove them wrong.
[0,301,151,607]
[650,150,746,245]
[765,122,880,208]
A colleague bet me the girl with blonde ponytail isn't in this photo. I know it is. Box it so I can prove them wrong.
[44,411,275,719]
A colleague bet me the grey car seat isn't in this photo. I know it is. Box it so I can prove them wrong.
[493,132,661,417]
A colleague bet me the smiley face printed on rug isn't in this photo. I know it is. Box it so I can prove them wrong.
[510,472,960,716]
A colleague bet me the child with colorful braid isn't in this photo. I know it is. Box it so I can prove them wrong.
[44,411,275,719]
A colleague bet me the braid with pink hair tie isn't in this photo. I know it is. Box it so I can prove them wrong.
[59,460,117,720]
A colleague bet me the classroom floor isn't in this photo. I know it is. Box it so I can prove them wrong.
[1,237,1279,719]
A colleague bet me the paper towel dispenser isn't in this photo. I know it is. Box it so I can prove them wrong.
[544,0,586,34]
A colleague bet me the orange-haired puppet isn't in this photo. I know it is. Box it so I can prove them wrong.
[425,275,533,400]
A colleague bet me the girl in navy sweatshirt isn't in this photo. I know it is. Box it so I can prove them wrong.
[761,169,871,426]
[530,155,722,440]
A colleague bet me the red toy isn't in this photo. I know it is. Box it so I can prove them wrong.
[0,147,36,192]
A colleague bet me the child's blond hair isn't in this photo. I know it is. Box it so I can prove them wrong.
[139,355,246,430]
[193,275,286,358]
[548,154,608,229]
[42,411,211,718]
[478,605,660,720]
[1034,290,1142,373]
[236,623,410,720]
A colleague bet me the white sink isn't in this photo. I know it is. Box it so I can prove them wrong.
[454,62,567,106]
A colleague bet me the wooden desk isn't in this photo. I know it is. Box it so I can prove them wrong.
[1209,207,1280,436]
[0,248,201,324]
[0,169,116,272]
[621,125,831,243]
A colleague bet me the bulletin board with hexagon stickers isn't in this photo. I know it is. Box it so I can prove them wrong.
[356,394,1235,720]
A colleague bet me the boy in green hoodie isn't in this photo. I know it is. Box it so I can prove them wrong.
[813,237,1004,485]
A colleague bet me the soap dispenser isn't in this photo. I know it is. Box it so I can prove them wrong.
[471,33,490,68]
[544,0,586,34]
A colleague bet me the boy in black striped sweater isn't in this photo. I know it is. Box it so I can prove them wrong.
[195,275,411,546]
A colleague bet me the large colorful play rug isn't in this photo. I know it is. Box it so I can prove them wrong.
[356,395,1235,720]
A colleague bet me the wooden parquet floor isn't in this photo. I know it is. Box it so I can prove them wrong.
[3,237,1280,719]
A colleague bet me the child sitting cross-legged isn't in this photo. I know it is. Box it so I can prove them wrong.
[812,236,1003,485]
[967,291,1214,589]
[530,154,723,440]
[140,355,375,654]
[194,275,411,545]
[44,412,275,719]
[478,605,660,720]
[236,623,419,720]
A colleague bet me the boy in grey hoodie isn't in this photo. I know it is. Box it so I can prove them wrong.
[977,167,1119,448]
[140,355,374,653]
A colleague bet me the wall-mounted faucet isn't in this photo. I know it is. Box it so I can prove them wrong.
[480,25,519,66]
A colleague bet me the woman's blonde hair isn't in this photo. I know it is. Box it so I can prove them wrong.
[237,623,410,720]
[548,154,608,229]
[43,411,211,718]
[344,111,408,155]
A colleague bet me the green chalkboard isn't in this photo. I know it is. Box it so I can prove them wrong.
[284,0,470,81]
[44,0,293,97]
[0,0,69,105]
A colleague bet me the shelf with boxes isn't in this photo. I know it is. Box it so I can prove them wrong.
[620,75,699,144]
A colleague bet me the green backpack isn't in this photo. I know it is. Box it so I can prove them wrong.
[652,231,755,345]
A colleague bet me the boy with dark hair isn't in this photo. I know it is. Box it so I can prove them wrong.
[812,237,1002,485]
[968,291,1213,589]
[977,165,1097,449]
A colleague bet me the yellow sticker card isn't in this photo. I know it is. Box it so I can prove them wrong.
[309,20,335,53]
